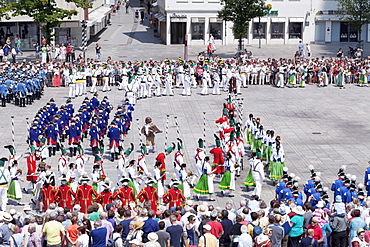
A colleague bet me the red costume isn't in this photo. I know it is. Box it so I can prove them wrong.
[210,147,225,174]
[155,153,166,181]
[114,186,136,206]
[55,184,75,208]
[96,190,114,209]
[138,186,159,211]
[163,188,186,208]
[26,155,38,182]
[41,185,55,212]
[75,184,98,214]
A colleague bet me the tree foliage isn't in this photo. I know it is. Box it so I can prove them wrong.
[336,0,370,39]
[218,0,269,41]
[8,0,92,42]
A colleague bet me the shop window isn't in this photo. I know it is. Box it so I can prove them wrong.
[209,23,222,39]
[192,23,204,40]
[289,22,302,39]
[253,22,266,39]
[271,22,284,39]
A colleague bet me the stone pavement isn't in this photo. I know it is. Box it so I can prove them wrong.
[1,82,370,212]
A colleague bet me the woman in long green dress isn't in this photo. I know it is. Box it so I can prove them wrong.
[194,157,215,201]
[269,145,285,181]
[219,153,235,197]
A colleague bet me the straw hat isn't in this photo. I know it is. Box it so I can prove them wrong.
[134,221,145,230]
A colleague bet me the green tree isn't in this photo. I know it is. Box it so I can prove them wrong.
[336,0,370,43]
[218,0,269,51]
[9,0,91,43]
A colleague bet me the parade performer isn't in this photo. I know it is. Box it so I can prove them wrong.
[55,176,75,208]
[108,121,121,161]
[41,176,55,212]
[114,177,136,206]
[89,121,100,156]
[178,164,191,199]
[0,158,10,211]
[210,135,224,175]
[45,121,58,156]
[244,152,257,189]
[75,174,98,214]
[251,152,265,198]
[156,143,175,183]
[38,137,49,161]
[193,139,206,185]
[141,117,163,153]
[116,144,133,186]
[67,120,81,157]
[163,179,186,208]
[75,145,88,180]
[193,156,215,201]
[174,139,184,178]
[138,178,159,212]
[96,179,114,210]
[58,146,69,176]
[269,144,285,181]
[127,159,141,194]
[219,152,235,197]
[24,146,38,193]
[138,145,149,177]
[7,161,23,204]
[153,162,165,198]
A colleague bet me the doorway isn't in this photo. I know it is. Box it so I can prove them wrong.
[340,22,358,42]
[171,22,186,44]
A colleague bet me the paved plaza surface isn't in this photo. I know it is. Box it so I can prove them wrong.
[5,0,370,211]
[1,82,370,211]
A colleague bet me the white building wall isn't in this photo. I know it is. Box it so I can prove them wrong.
[158,0,368,45]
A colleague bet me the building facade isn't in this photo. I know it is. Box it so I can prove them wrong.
[154,0,370,46]
[0,0,111,50]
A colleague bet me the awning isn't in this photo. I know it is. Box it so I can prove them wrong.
[88,6,111,26]
[253,17,268,22]
[289,17,304,22]
[271,17,286,22]
[154,12,166,21]
[1,15,34,22]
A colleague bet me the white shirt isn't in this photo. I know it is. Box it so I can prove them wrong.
[238,233,253,247]
[77,234,89,247]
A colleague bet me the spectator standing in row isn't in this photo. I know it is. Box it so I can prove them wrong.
[166,215,183,247]
[199,224,218,247]
[90,219,107,247]
[42,211,65,247]
[15,35,23,55]
[156,221,170,247]
[96,43,102,60]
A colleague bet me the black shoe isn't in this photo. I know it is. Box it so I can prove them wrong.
[195,195,199,201]
[221,191,224,197]
[228,194,235,197]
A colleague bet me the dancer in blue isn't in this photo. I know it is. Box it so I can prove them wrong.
[67,120,81,157]
[45,121,59,156]
[107,122,121,161]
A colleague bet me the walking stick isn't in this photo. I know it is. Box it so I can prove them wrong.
[164,115,170,148]
[11,116,15,148]
[26,118,30,145]
[174,116,180,140]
